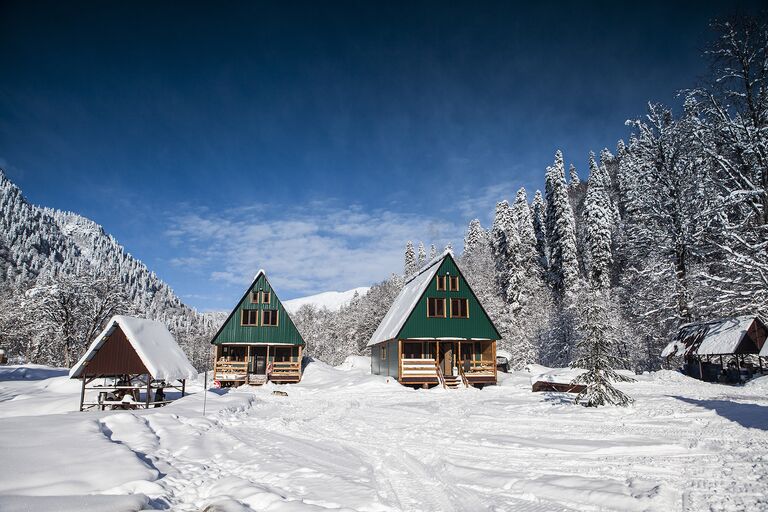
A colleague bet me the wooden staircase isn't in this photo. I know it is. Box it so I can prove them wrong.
[443,375,461,389]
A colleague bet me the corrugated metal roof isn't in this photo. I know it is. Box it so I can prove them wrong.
[366,250,450,347]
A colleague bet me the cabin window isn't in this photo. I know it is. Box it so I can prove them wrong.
[380,345,387,360]
[241,309,259,326]
[450,298,469,318]
[250,291,259,303]
[427,297,446,318]
[261,291,271,304]
[449,276,459,291]
[436,276,446,291]
[262,309,279,326]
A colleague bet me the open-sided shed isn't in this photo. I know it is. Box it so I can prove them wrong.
[661,316,768,382]
[70,315,197,411]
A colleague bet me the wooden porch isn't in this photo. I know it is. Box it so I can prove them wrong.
[398,339,497,388]
[213,344,302,386]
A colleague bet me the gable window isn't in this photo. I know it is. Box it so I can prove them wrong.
[450,298,469,318]
[427,297,446,318]
[261,291,271,304]
[262,309,279,326]
[241,309,259,326]
[449,276,459,291]
[250,291,259,303]
[436,276,446,291]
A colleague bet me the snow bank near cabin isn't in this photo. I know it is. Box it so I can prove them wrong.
[336,355,371,372]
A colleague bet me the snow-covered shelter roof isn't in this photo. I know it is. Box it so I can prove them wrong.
[660,316,767,358]
[70,315,198,381]
[367,249,451,347]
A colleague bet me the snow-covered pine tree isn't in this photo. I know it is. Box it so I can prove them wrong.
[544,151,579,294]
[569,164,580,186]
[531,190,547,267]
[583,152,613,290]
[463,219,486,255]
[570,289,633,407]
[512,188,537,265]
[404,241,418,278]
[417,242,427,269]
[429,244,437,261]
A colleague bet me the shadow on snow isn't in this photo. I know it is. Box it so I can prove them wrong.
[673,396,768,430]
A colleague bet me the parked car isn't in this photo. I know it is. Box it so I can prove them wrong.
[496,349,512,373]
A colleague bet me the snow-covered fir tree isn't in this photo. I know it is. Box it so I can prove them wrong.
[417,242,427,269]
[403,241,418,278]
[570,289,634,407]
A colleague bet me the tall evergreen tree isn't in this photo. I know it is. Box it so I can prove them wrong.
[417,242,427,269]
[404,241,418,278]
[545,151,579,294]
[584,152,614,290]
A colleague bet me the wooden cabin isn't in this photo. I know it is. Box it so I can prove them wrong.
[661,316,768,382]
[210,269,305,386]
[69,315,197,411]
[368,250,501,389]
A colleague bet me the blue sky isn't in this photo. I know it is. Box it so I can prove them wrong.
[1,1,763,311]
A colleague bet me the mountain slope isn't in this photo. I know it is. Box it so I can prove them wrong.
[283,287,370,314]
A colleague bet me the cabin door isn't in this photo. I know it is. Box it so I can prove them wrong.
[440,343,454,376]
[253,347,267,375]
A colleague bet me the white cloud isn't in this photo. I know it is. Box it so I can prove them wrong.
[165,201,462,298]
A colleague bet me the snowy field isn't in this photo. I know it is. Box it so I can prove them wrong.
[1,360,767,512]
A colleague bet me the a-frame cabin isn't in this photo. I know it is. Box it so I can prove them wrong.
[211,270,305,386]
[368,250,501,389]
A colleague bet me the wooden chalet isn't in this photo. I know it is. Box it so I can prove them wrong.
[368,250,501,389]
[69,315,197,411]
[661,316,768,383]
[211,269,305,386]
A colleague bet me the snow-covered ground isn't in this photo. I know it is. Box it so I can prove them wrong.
[283,287,370,314]
[1,360,768,511]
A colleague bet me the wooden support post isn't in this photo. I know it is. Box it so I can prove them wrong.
[79,375,86,412]
[398,339,403,381]
[266,344,271,381]
[146,377,151,409]
[698,357,703,381]
[759,356,764,374]
[181,379,186,397]
[246,345,252,377]
[492,340,497,380]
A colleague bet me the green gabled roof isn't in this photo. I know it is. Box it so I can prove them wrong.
[210,269,305,346]
[367,251,501,346]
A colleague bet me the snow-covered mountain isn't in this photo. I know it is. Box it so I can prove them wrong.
[0,169,195,321]
[0,169,219,367]
[283,287,370,314]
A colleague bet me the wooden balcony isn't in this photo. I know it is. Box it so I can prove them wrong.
[400,358,439,384]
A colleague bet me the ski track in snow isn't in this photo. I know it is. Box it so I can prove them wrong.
[1,362,768,511]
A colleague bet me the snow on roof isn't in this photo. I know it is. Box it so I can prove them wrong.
[69,315,198,381]
[367,250,452,347]
[254,269,266,281]
[661,316,761,358]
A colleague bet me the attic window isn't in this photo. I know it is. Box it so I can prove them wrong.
[262,309,279,326]
[250,291,259,303]
[450,298,469,318]
[261,291,271,304]
[427,298,446,318]
[436,276,446,291]
[449,276,459,291]
[242,309,259,326]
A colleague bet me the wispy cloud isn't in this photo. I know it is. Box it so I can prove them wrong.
[165,200,462,297]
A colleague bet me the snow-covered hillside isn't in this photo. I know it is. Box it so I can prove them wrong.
[283,287,369,314]
[2,361,767,511]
